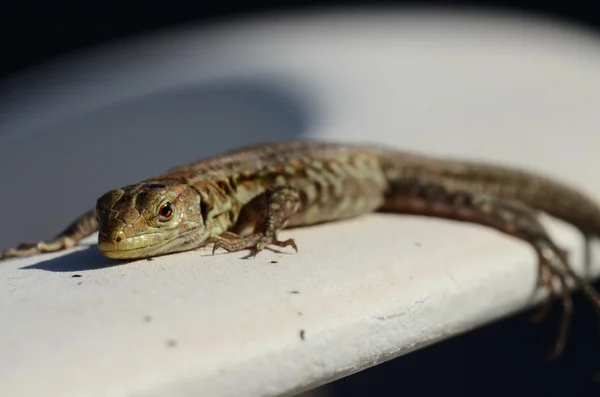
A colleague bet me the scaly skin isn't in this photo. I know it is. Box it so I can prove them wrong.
[2,140,600,356]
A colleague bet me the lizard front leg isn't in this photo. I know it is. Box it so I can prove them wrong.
[1,209,98,259]
[209,187,301,256]
[380,178,600,358]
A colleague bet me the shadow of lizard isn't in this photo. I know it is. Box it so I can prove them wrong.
[20,245,126,272]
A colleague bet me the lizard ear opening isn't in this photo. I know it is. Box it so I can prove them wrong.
[199,199,211,225]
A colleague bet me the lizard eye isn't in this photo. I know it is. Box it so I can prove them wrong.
[158,202,173,218]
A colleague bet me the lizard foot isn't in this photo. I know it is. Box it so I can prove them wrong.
[210,232,297,256]
[531,238,600,359]
[530,265,557,324]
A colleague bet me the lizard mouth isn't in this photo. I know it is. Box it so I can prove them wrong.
[97,232,166,259]
[97,227,204,259]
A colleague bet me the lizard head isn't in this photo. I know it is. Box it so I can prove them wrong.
[95,181,205,259]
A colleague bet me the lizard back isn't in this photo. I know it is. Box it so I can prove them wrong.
[152,140,600,237]
[154,141,391,227]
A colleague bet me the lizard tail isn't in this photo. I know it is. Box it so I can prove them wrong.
[379,151,600,239]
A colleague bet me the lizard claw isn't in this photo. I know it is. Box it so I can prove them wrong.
[254,237,297,256]
[273,238,298,253]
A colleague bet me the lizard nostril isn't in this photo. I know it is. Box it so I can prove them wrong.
[106,230,127,245]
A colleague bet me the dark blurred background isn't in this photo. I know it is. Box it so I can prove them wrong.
[2,1,600,396]
[3,0,600,82]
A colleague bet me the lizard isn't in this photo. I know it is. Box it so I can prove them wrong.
[2,140,600,357]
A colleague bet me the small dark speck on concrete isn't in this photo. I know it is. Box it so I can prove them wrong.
[71,274,82,278]
[289,290,300,294]
[166,339,177,348]
[147,258,154,261]
[297,311,303,316]
[270,260,278,264]
[414,242,422,247]
[77,282,83,286]
[299,330,306,341]
[143,315,153,323]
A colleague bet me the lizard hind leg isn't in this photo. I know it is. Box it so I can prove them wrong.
[381,179,600,357]
[210,187,301,256]
[529,247,570,324]
[471,195,599,358]
[531,237,600,358]
[530,264,557,324]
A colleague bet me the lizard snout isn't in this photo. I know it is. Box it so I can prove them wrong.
[97,230,126,253]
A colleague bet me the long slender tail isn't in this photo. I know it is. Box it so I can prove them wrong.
[1,209,98,259]
[380,151,600,238]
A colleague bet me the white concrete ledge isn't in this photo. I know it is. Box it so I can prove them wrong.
[2,214,597,397]
[2,8,600,397]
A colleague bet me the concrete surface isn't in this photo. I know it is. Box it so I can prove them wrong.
[2,8,600,397]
